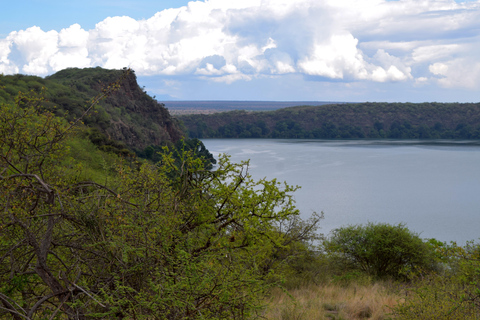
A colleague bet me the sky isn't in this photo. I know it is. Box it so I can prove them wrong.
[1,0,480,102]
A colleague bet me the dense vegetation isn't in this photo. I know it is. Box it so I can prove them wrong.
[178,103,480,139]
[266,225,480,319]
[0,79,322,319]
[0,67,183,156]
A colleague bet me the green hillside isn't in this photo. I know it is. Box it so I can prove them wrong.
[0,79,321,318]
[0,67,184,154]
[178,102,480,139]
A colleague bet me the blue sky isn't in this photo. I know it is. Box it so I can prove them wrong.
[1,0,480,102]
[0,1,192,37]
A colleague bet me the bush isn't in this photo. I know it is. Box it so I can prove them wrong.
[390,240,480,319]
[391,275,479,319]
[0,90,321,319]
[323,223,437,280]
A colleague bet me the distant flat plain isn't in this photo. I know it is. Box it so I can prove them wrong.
[162,100,342,115]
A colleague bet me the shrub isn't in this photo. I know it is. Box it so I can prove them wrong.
[0,90,321,319]
[391,275,479,319]
[323,223,437,280]
[391,240,480,319]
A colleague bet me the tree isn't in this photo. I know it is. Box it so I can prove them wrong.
[323,223,436,279]
[0,86,320,319]
[172,138,216,169]
[0,79,125,319]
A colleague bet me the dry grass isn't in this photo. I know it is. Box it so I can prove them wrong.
[262,282,402,320]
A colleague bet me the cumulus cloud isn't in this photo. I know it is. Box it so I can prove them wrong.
[8,27,59,74]
[50,24,91,71]
[298,33,367,79]
[0,0,479,90]
[430,58,480,89]
[0,39,18,74]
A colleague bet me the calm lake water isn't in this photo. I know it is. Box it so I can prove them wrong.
[201,139,480,245]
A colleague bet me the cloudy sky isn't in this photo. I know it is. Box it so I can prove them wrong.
[1,0,479,102]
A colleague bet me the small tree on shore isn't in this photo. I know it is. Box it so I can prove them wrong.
[323,222,436,280]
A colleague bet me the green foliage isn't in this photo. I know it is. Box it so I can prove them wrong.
[172,138,217,169]
[64,130,121,183]
[392,276,480,319]
[139,138,217,170]
[179,102,480,140]
[391,240,480,319]
[87,127,134,157]
[323,223,437,280]
[0,90,320,319]
[0,67,184,154]
[260,213,324,289]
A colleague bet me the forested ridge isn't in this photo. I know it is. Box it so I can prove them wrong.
[178,102,480,139]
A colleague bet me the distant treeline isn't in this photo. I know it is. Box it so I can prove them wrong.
[177,102,480,139]
[163,100,339,113]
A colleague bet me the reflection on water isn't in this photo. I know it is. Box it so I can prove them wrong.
[202,139,480,245]
[282,139,480,148]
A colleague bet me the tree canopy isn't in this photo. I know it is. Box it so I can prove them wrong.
[323,223,437,280]
[0,86,321,319]
[178,103,480,140]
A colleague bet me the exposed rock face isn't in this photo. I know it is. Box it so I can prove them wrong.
[49,67,184,151]
[101,70,184,149]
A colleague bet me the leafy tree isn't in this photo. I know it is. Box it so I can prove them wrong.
[139,138,216,170]
[0,88,320,319]
[323,223,437,280]
[172,138,216,169]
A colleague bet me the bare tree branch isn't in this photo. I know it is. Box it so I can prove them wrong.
[0,292,28,320]
[72,284,107,308]
[27,290,71,319]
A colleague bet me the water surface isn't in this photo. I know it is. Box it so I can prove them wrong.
[202,139,480,244]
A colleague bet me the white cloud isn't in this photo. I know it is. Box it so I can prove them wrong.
[7,27,59,74]
[0,40,11,64]
[371,65,410,82]
[429,62,449,76]
[49,48,91,71]
[208,73,252,84]
[430,58,480,89]
[50,24,91,71]
[273,59,296,74]
[298,33,368,79]
[0,0,479,90]
[58,23,89,48]
[414,76,429,86]
[412,44,461,63]
[0,39,18,74]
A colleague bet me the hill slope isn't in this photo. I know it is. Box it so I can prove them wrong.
[0,67,184,152]
[178,102,480,139]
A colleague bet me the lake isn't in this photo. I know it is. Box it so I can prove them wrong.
[201,139,480,245]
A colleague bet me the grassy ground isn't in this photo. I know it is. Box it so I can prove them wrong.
[263,282,402,320]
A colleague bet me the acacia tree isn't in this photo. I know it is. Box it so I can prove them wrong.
[0,80,128,319]
[0,84,321,319]
[323,223,436,280]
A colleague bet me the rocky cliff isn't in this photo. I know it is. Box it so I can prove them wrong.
[46,67,184,151]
